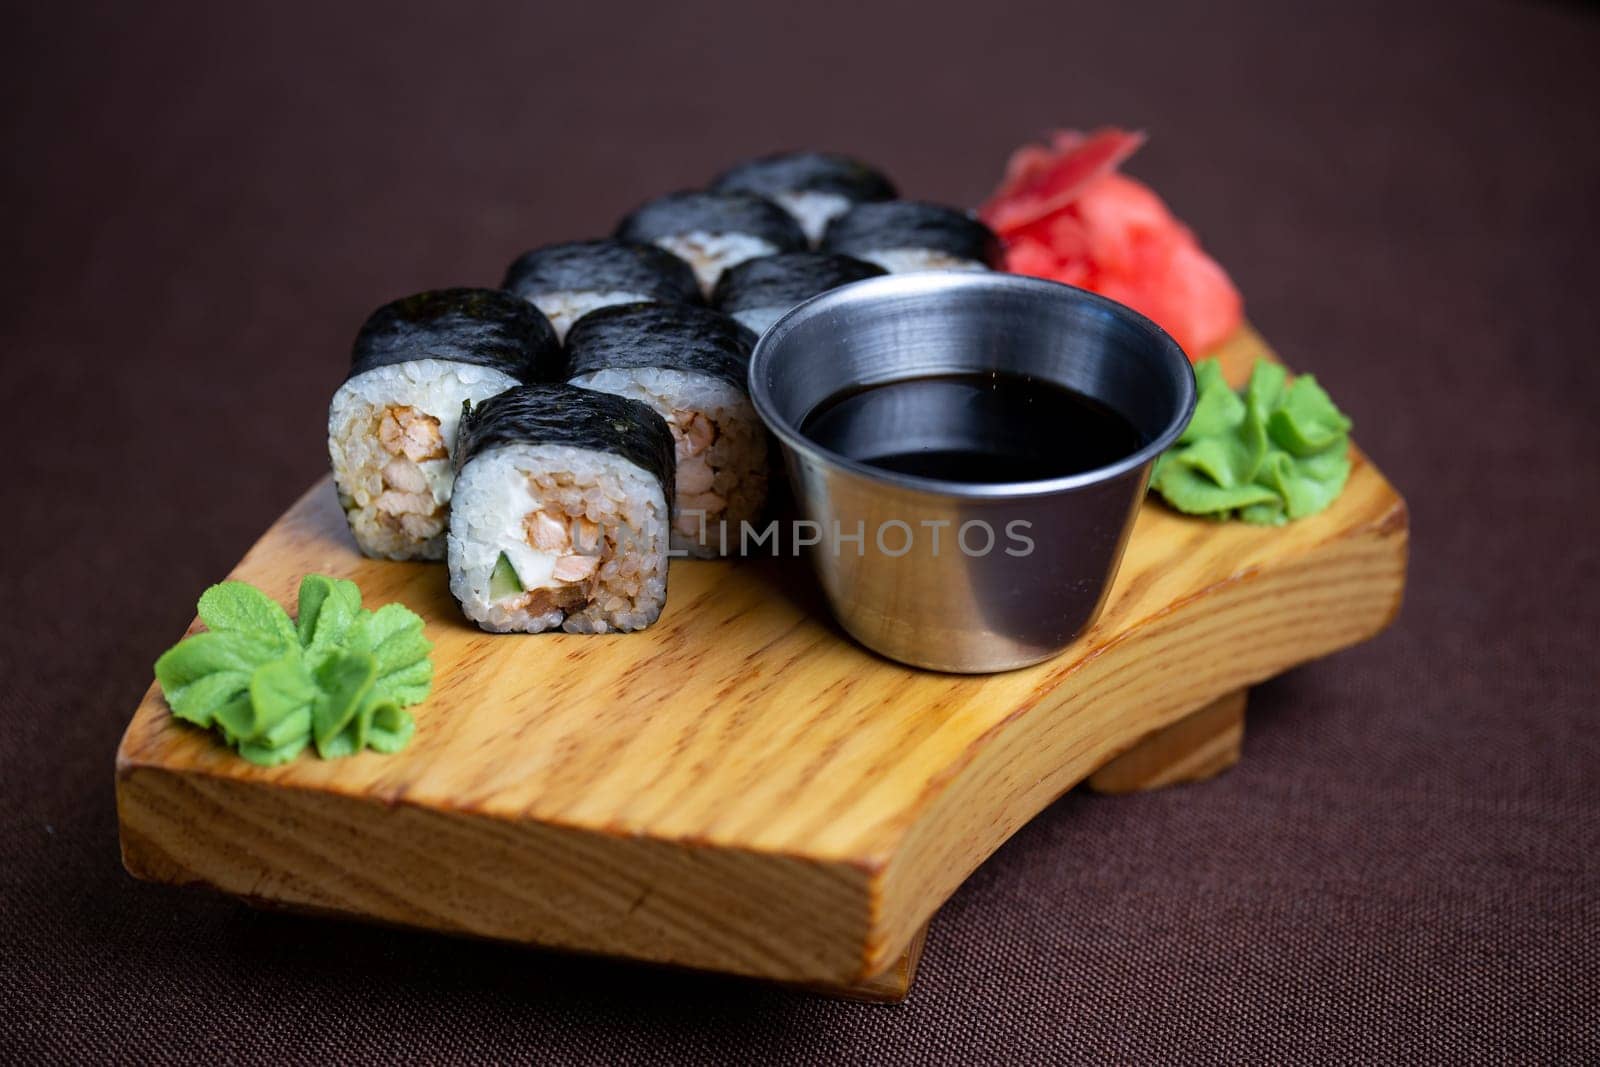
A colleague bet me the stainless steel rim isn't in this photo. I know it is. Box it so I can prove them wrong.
[747,271,1197,500]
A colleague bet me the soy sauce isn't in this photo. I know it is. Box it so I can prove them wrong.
[800,371,1144,483]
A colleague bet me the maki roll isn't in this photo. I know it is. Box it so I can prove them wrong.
[448,385,674,634]
[822,201,1002,274]
[710,151,897,246]
[563,304,766,558]
[328,288,559,561]
[711,251,886,335]
[500,239,701,341]
[614,191,806,297]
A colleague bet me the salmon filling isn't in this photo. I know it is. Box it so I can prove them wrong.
[371,404,448,542]
[666,408,723,540]
[491,471,654,620]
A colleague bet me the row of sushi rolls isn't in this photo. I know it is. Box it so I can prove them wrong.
[328,152,1002,634]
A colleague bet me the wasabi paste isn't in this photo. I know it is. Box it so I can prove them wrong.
[1151,358,1353,525]
[153,575,433,765]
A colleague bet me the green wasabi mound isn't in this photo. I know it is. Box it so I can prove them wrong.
[1151,358,1353,525]
[153,575,433,765]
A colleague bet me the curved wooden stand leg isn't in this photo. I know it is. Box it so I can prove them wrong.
[798,923,928,1003]
[1087,689,1248,795]
[807,690,1250,1000]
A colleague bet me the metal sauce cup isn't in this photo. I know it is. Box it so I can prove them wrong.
[748,272,1196,673]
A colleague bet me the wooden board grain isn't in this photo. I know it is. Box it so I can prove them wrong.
[1087,689,1248,795]
[116,326,1408,992]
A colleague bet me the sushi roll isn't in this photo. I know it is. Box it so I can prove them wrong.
[822,201,1002,274]
[614,191,806,297]
[710,151,897,246]
[329,288,559,562]
[448,385,674,634]
[500,239,701,341]
[563,303,766,558]
[711,251,887,335]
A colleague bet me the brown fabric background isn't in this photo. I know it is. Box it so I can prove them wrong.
[3,1,1596,1062]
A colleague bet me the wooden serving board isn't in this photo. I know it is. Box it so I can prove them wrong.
[116,327,1408,1000]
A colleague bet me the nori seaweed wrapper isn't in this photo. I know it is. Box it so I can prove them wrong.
[501,240,701,306]
[561,302,757,392]
[455,383,675,501]
[614,191,806,252]
[711,252,886,315]
[349,288,559,383]
[822,202,1002,267]
[709,152,897,204]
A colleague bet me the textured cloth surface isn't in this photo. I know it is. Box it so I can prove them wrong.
[3,2,1597,1062]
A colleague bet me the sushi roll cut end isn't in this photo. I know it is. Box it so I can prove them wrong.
[330,360,523,561]
[711,251,887,336]
[329,288,560,561]
[448,385,675,634]
[500,240,701,341]
[710,151,898,245]
[615,191,807,296]
[822,201,1002,274]
[563,304,768,558]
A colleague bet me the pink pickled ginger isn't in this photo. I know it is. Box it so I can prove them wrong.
[980,128,1243,358]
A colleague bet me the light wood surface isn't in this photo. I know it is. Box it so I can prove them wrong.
[116,326,1408,991]
[824,690,1245,1001]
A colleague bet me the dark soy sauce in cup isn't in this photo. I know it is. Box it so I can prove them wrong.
[800,371,1145,483]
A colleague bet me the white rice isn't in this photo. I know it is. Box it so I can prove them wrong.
[524,289,652,341]
[448,443,669,633]
[729,306,786,336]
[857,249,991,274]
[653,231,778,296]
[328,360,520,561]
[774,190,853,247]
[569,367,768,558]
